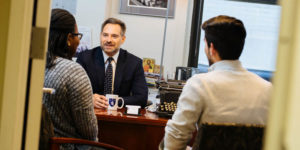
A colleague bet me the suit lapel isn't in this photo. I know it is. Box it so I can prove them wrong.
[114,49,126,94]
[95,47,105,92]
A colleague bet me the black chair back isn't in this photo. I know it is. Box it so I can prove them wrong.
[193,122,265,150]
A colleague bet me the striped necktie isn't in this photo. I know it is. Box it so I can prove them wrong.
[104,57,113,95]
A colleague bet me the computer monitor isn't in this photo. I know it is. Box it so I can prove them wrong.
[175,67,200,81]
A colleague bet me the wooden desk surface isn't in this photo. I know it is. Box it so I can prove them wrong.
[94,108,168,150]
[95,108,168,126]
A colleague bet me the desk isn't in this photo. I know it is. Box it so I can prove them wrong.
[95,108,168,150]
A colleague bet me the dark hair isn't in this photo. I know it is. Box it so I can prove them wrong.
[202,15,246,60]
[101,18,126,36]
[46,9,76,68]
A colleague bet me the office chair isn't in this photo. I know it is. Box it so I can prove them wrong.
[50,137,124,150]
[193,122,265,150]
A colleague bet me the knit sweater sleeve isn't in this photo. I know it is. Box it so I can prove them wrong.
[67,63,98,141]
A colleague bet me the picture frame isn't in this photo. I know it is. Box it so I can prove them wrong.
[119,0,176,18]
[153,64,163,75]
[143,58,155,73]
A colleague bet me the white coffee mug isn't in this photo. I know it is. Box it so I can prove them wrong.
[106,94,124,111]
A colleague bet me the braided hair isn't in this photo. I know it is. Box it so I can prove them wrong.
[46,9,76,68]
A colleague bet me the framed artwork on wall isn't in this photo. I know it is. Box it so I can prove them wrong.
[143,58,155,73]
[119,0,176,18]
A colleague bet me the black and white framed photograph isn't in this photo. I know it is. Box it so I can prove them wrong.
[120,0,176,18]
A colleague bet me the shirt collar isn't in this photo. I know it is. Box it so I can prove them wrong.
[208,60,246,72]
[102,50,120,63]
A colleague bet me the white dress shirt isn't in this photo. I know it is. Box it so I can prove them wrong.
[102,50,120,93]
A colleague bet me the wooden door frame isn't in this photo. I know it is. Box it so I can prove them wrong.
[0,0,51,150]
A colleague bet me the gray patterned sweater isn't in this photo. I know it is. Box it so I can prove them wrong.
[43,57,98,142]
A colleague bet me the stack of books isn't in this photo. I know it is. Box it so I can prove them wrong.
[145,72,160,86]
[142,58,163,86]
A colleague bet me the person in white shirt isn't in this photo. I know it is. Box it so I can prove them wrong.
[160,15,272,150]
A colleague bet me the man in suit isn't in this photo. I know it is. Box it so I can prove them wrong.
[77,18,148,109]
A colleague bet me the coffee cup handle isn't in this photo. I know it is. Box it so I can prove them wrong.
[118,97,124,109]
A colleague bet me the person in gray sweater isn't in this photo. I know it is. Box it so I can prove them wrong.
[43,9,98,149]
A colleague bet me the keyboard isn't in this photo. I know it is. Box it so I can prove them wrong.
[156,90,181,118]
[159,102,177,113]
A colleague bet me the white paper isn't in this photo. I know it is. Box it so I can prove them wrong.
[126,105,140,115]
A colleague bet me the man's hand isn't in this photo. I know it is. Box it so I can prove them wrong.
[93,94,108,109]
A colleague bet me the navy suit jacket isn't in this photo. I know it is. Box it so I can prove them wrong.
[76,46,148,107]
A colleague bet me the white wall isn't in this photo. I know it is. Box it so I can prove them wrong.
[75,0,108,47]
[74,0,193,77]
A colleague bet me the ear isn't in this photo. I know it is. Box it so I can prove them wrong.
[209,42,214,56]
[67,33,72,46]
[121,35,126,44]
[210,42,220,56]
[209,43,222,61]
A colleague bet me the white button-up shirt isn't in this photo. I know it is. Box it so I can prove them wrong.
[163,60,272,150]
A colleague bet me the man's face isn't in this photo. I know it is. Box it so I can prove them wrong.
[204,39,213,66]
[100,23,126,56]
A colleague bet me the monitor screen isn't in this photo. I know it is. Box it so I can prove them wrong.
[198,0,281,72]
